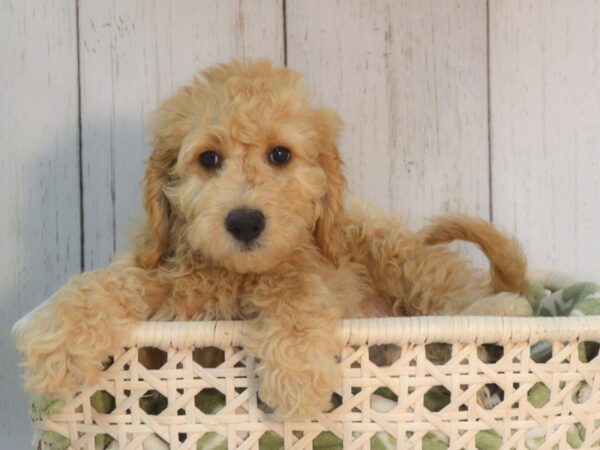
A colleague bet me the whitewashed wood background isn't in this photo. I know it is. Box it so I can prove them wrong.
[2,0,599,445]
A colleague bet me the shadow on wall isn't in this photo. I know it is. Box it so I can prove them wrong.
[81,113,150,271]
[1,111,153,443]
[0,145,79,445]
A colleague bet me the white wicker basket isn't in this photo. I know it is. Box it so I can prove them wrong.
[32,316,600,450]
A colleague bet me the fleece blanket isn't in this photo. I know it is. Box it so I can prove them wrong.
[32,280,600,450]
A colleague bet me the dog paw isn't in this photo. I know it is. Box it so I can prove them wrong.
[14,268,152,397]
[465,293,533,317]
[13,290,124,397]
[15,310,107,396]
[256,359,339,420]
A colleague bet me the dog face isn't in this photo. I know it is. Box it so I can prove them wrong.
[136,60,346,273]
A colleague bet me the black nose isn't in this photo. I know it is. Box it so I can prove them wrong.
[225,208,265,244]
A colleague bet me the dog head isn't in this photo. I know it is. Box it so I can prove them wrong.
[135,60,346,273]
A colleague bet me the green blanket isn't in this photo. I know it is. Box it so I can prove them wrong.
[33,281,600,450]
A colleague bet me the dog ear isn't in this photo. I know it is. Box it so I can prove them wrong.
[313,108,347,262]
[135,86,193,269]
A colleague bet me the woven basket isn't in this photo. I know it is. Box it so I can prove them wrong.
[31,316,600,450]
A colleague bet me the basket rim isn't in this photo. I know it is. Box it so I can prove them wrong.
[126,315,600,348]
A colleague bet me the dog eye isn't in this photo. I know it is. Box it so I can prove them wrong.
[268,146,292,165]
[199,150,221,169]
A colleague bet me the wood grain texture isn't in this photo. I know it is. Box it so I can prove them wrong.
[490,0,600,280]
[0,1,80,446]
[79,0,284,269]
[286,0,490,266]
[286,0,490,227]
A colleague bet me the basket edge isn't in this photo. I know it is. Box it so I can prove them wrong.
[126,316,600,348]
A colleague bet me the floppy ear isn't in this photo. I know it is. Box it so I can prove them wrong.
[312,109,347,262]
[135,86,193,268]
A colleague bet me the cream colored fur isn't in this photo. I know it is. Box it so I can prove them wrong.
[13,60,531,419]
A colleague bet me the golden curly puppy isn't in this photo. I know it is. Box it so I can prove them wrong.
[14,60,531,419]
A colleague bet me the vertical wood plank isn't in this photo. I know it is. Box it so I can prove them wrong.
[79,0,284,269]
[490,0,600,280]
[286,0,490,227]
[0,0,80,446]
[286,0,489,264]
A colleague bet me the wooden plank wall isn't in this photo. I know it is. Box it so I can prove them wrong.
[0,1,81,446]
[287,0,490,264]
[1,0,599,445]
[490,0,600,281]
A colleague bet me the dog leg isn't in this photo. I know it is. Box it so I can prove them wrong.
[13,256,170,397]
[462,292,532,317]
[392,246,532,317]
[244,272,342,420]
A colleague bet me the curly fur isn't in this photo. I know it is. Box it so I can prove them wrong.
[13,60,531,419]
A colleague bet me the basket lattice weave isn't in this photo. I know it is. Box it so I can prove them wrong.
[34,316,600,449]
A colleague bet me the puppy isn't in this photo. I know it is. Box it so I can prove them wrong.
[14,60,531,419]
